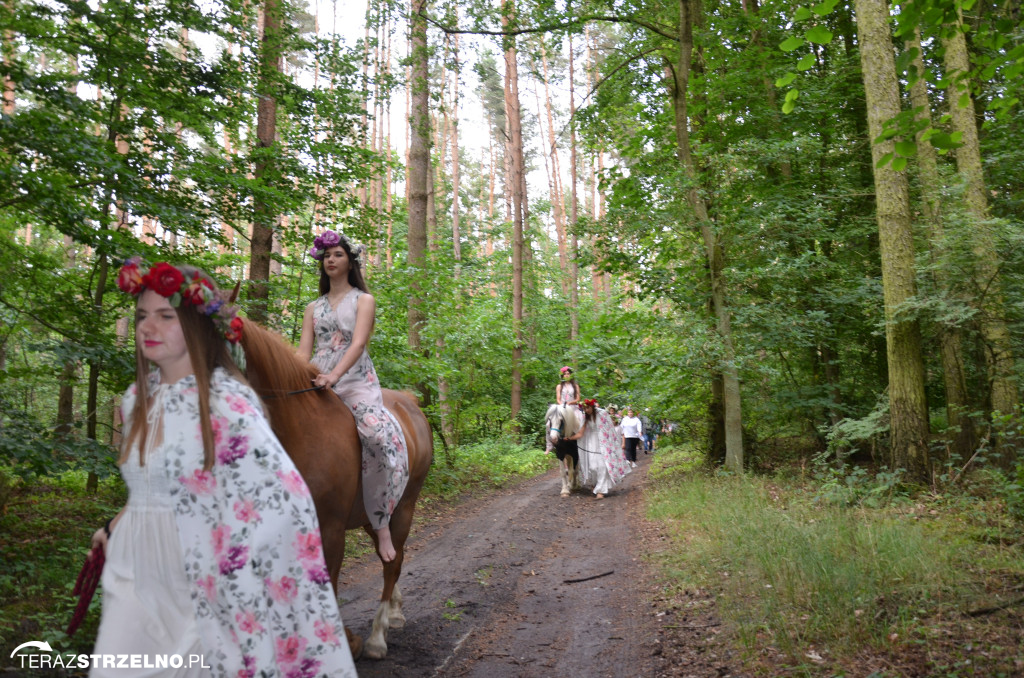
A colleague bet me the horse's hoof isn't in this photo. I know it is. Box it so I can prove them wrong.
[364,640,387,660]
[560,490,570,497]
[389,612,406,629]
[345,627,363,662]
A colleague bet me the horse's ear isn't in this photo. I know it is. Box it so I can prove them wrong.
[228,280,241,304]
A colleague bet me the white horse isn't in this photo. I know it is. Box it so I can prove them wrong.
[545,404,582,496]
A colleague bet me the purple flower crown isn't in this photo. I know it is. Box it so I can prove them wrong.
[309,230,365,264]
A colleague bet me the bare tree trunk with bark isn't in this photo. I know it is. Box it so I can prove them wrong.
[907,24,975,460]
[673,0,744,472]
[943,12,1018,438]
[248,0,282,324]
[503,1,525,430]
[407,0,430,390]
[854,0,930,480]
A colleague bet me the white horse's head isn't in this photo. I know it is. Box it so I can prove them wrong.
[545,404,563,445]
[546,404,580,444]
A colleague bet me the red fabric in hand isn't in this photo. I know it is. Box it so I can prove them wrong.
[67,546,104,636]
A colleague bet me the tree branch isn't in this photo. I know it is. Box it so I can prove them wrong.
[421,11,679,43]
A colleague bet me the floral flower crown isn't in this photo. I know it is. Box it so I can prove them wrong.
[560,366,572,374]
[116,258,243,344]
[309,229,365,264]
[584,399,598,408]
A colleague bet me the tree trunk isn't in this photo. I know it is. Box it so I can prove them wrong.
[673,0,743,472]
[2,17,15,116]
[540,43,568,295]
[943,13,1018,433]
[503,1,525,430]
[450,33,462,263]
[86,250,112,493]
[248,0,282,324]
[568,35,579,343]
[853,0,930,480]
[908,24,976,460]
[407,0,430,386]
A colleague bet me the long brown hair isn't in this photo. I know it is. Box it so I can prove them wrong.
[121,265,246,470]
[317,235,369,296]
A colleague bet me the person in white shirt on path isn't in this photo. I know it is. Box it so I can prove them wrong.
[620,408,643,467]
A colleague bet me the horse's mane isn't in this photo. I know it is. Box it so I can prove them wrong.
[239,319,320,394]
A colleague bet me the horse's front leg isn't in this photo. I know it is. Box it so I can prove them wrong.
[362,503,411,659]
[560,458,571,496]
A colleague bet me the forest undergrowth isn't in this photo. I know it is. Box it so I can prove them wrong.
[646,444,1024,677]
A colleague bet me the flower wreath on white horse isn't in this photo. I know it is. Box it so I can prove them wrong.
[545,403,583,496]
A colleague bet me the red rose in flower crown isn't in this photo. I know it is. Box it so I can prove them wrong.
[117,262,144,296]
[143,262,185,298]
[225,316,244,343]
[182,274,214,306]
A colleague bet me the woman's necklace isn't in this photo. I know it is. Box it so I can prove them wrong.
[327,285,352,307]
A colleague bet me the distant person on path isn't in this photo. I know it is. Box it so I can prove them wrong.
[571,399,631,499]
[620,408,643,467]
[297,228,410,563]
[93,259,356,678]
[640,409,654,454]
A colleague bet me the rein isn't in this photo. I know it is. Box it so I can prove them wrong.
[257,384,327,399]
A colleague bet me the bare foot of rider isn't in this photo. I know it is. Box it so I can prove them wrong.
[376,526,397,563]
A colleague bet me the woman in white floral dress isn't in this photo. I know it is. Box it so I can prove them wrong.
[298,230,410,563]
[570,399,631,499]
[91,260,356,678]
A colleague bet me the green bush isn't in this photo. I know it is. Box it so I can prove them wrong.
[423,436,550,500]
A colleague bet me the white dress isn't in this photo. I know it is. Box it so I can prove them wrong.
[93,372,358,678]
[577,408,631,495]
[92,387,208,677]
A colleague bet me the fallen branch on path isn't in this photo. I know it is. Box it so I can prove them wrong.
[966,594,1024,617]
[662,622,722,629]
[563,570,614,584]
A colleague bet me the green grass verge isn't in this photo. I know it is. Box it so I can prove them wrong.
[646,444,1024,674]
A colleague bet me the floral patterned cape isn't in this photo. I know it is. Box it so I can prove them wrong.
[579,408,631,485]
[122,369,356,678]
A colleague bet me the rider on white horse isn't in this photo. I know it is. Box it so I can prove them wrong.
[546,366,584,496]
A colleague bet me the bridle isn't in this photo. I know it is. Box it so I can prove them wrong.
[547,411,564,439]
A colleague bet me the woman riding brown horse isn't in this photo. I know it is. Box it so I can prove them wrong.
[239,318,433,660]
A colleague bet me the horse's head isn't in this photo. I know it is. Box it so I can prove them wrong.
[545,404,564,445]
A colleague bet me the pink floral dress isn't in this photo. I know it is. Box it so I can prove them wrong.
[577,408,631,495]
[310,290,409,530]
[94,369,356,678]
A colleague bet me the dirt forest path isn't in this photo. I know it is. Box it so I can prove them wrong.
[337,455,741,678]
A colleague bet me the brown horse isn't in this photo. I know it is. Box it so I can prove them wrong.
[238,318,433,660]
